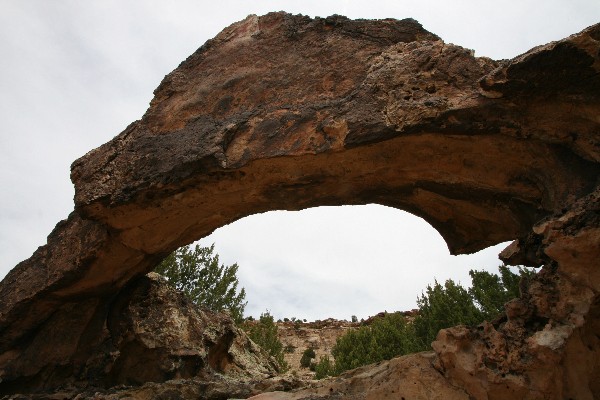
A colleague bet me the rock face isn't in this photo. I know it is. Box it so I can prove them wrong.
[106,273,278,386]
[277,313,417,376]
[281,320,355,372]
[277,319,358,376]
[0,272,278,396]
[250,352,470,400]
[0,12,599,398]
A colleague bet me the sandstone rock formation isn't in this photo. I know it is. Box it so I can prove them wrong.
[278,318,359,378]
[0,11,599,399]
[0,272,278,397]
[250,352,470,400]
[277,312,417,377]
[106,273,278,386]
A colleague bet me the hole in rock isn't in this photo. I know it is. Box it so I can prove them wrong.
[192,204,511,321]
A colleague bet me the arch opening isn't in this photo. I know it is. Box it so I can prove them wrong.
[194,204,512,321]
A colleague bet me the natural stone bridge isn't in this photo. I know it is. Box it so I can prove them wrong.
[1,12,599,399]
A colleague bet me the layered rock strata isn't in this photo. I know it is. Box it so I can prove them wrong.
[0,12,599,398]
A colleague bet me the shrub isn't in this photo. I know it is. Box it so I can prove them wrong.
[314,355,336,379]
[469,265,534,320]
[331,312,418,374]
[242,311,288,372]
[284,344,296,353]
[300,347,316,368]
[412,279,484,350]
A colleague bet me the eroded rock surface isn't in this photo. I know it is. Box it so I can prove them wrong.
[106,273,278,386]
[277,318,358,378]
[0,11,599,398]
[249,352,470,400]
[0,273,278,397]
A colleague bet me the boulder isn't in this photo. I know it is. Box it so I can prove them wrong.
[0,273,277,396]
[248,352,470,400]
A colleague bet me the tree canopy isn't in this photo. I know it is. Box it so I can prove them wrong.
[155,243,247,323]
[314,265,535,378]
[242,311,288,372]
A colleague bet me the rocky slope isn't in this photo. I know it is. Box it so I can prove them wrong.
[276,312,417,376]
[0,12,599,399]
[277,318,358,375]
[0,273,280,398]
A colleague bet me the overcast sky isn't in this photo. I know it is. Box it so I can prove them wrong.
[1,1,598,321]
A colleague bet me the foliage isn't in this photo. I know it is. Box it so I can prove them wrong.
[412,279,484,350]
[300,347,316,368]
[314,355,336,379]
[155,243,247,323]
[284,344,296,353]
[469,265,534,320]
[316,266,535,378]
[412,266,534,350]
[242,311,289,372]
[332,312,419,373]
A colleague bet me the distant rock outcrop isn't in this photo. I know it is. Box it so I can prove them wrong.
[0,12,599,399]
[277,318,358,376]
[276,312,418,377]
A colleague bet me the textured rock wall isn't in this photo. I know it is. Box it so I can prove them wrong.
[0,12,599,398]
[0,272,278,396]
[277,313,416,376]
[277,319,358,375]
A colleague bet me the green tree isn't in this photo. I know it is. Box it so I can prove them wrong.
[300,347,316,368]
[242,311,289,372]
[314,355,336,379]
[412,279,484,350]
[331,312,418,375]
[155,243,247,323]
[469,265,535,320]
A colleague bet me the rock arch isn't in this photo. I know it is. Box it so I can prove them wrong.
[0,12,599,398]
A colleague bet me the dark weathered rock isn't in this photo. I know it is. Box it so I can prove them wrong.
[106,273,278,385]
[0,11,599,398]
[0,273,278,397]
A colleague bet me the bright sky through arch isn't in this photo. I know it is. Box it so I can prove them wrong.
[197,205,510,321]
